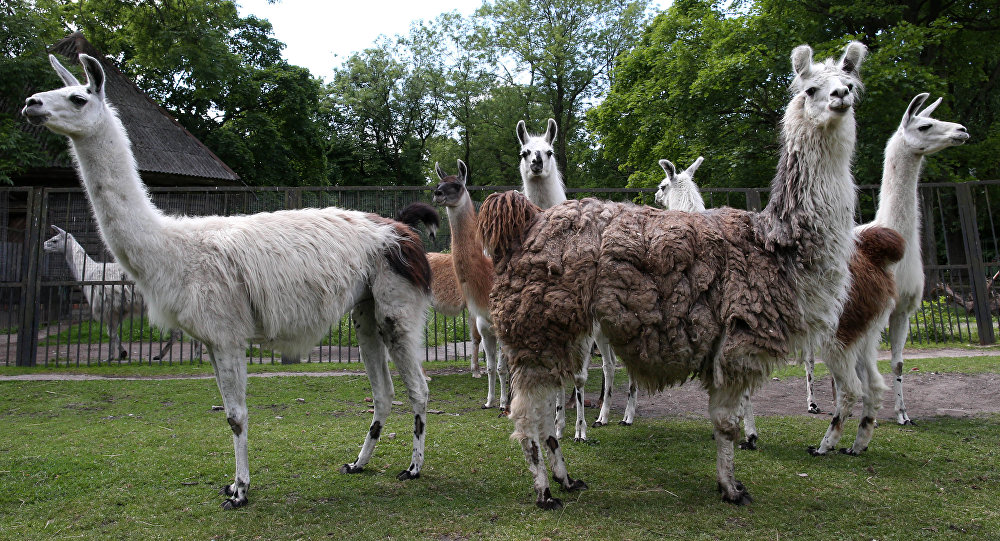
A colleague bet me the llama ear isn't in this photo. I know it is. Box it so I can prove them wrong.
[791,45,813,77]
[544,118,558,145]
[51,225,66,235]
[434,162,447,181]
[516,120,529,146]
[685,156,705,176]
[79,54,106,99]
[839,41,867,76]
[49,54,80,87]
[456,159,468,185]
[904,93,929,124]
[659,159,676,179]
[918,96,943,118]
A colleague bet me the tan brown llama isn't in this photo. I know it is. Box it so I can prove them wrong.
[432,161,508,409]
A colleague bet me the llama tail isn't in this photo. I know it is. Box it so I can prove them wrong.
[396,202,440,242]
[856,226,905,268]
[383,220,432,294]
[478,190,542,264]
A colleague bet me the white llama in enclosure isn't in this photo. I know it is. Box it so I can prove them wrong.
[516,118,633,438]
[808,93,969,453]
[43,225,197,361]
[24,54,432,509]
[431,161,508,407]
[480,42,872,508]
[871,93,969,426]
[397,202,484,377]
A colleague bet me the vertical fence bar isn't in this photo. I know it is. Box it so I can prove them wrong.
[16,188,44,366]
[955,183,995,345]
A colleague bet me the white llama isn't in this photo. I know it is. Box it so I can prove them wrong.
[24,54,432,509]
[43,225,197,361]
[516,119,633,438]
[808,93,969,453]
[874,93,969,426]
[656,157,706,211]
[431,161,508,409]
[483,42,867,508]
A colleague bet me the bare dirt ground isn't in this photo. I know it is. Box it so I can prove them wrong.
[3,347,998,421]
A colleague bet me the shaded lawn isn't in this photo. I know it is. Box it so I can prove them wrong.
[0,371,997,540]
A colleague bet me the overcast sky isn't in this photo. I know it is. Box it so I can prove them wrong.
[237,0,485,81]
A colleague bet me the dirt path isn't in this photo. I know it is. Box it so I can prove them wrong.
[2,347,998,421]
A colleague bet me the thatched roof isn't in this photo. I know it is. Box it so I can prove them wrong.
[11,33,239,187]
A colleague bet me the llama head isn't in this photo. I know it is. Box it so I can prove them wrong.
[22,54,110,138]
[896,93,970,156]
[516,118,559,183]
[43,225,72,254]
[789,41,866,128]
[655,157,704,208]
[431,159,470,208]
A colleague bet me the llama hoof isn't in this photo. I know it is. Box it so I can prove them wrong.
[339,463,364,474]
[567,478,588,492]
[536,496,563,511]
[719,481,753,505]
[618,420,633,426]
[898,418,916,426]
[152,355,161,361]
[396,469,420,481]
[498,409,509,418]
[839,446,865,456]
[472,372,482,378]
[807,445,828,456]
[219,484,235,496]
[118,350,128,360]
[739,434,758,450]
[220,495,248,510]
[591,421,604,428]
[808,404,821,414]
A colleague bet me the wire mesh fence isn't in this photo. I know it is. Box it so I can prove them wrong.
[2,181,998,367]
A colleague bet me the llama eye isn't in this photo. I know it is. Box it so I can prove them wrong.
[805,87,818,97]
[520,151,529,159]
[918,124,931,132]
[69,95,88,106]
[546,151,553,157]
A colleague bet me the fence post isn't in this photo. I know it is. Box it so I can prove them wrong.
[746,190,763,212]
[955,183,995,345]
[16,188,44,366]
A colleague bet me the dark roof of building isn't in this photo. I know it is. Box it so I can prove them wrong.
[10,33,239,187]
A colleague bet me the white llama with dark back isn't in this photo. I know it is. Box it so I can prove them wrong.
[482,42,868,508]
[24,54,432,510]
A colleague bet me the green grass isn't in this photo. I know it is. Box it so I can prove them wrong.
[1,365,998,539]
[770,354,1000,379]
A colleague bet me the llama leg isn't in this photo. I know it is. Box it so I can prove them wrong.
[804,347,820,413]
[845,340,888,455]
[497,342,510,415]
[809,348,861,455]
[208,346,250,509]
[381,305,430,481]
[341,300,395,474]
[480,325,500,409]
[620,375,638,425]
[708,384,752,505]
[153,330,175,360]
[887,308,913,425]
[470,324,483,378]
[511,383,562,510]
[107,314,125,361]
[738,391,758,450]
[593,334,616,427]
[555,386,566,440]
[542,390,587,493]
[572,340,591,441]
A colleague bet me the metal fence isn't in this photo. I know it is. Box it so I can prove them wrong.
[2,181,998,367]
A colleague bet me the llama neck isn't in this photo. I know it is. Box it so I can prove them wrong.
[872,133,924,240]
[523,170,567,209]
[447,195,486,263]
[60,237,98,283]
[67,109,165,281]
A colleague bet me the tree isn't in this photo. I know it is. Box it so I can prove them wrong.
[476,0,651,187]
[590,0,999,191]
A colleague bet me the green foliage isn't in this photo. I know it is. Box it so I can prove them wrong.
[590,0,1000,191]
